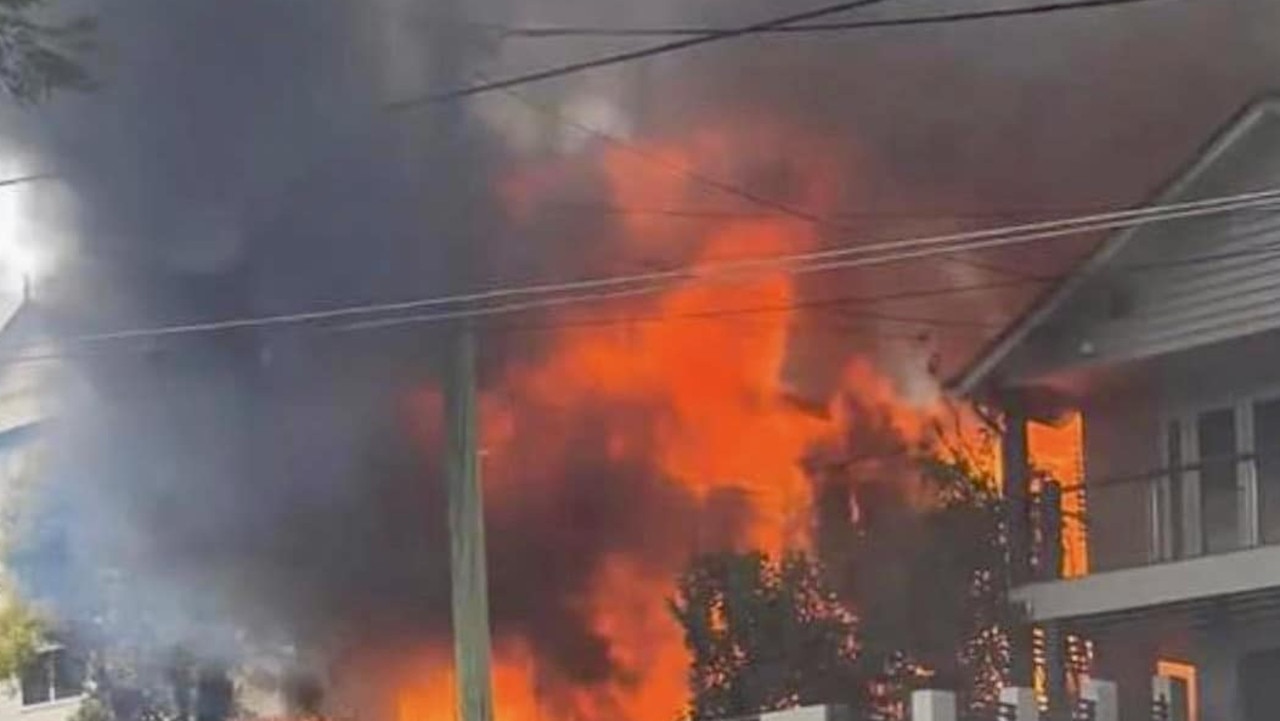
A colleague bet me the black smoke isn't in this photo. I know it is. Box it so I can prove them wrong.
[0,0,1278,718]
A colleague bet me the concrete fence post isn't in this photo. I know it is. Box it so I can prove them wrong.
[910,690,956,721]
[1080,678,1118,721]
[758,705,829,721]
[999,687,1039,721]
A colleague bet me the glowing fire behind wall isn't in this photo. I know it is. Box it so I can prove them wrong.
[393,128,937,721]
[1028,414,1089,578]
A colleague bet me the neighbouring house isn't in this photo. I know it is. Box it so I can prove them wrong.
[0,298,85,721]
[952,95,1280,721]
[0,295,301,721]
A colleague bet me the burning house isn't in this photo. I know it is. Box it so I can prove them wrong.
[0,1,1277,721]
[954,96,1280,721]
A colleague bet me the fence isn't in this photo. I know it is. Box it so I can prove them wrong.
[736,674,1190,721]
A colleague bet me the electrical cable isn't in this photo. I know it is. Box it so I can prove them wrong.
[332,191,1280,334]
[0,173,55,190]
[386,0,894,108]
[527,201,1135,222]
[489,79,1022,279]
[497,0,1167,38]
[12,189,1280,348]
[7,214,1280,367]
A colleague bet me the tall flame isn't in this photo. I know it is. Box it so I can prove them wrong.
[396,126,934,721]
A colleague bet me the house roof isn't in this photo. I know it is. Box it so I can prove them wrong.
[947,94,1280,398]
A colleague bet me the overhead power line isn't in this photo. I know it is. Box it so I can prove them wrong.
[490,79,1038,279]
[343,286,1004,334]
[339,188,1280,333]
[487,292,1003,337]
[491,78,831,226]
[23,187,1273,349]
[332,193,1280,332]
[9,215,1280,367]
[386,0,892,108]
[499,0,1166,38]
[0,173,55,190]
[530,201,1129,221]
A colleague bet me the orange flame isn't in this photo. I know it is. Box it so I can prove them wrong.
[397,125,938,721]
[1028,413,1089,578]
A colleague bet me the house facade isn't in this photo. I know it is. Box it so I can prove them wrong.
[0,301,301,721]
[0,300,84,721]
[953,96,1280,721]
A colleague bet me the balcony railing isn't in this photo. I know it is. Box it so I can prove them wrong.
[1029,450,1280,580]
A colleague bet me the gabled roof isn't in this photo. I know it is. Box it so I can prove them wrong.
[948,95,1280,398]
[0,295,57,356]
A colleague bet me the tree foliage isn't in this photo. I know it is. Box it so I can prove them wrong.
[0,594,43,679]
[672,453,1021,719]
[0,0,95,103]
[838,454,1019,708]
[669,551,867,720]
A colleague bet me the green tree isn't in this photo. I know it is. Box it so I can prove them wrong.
[668,550,868,720]
[815,451,1020,714]
[671,452,1022,719]
[0,594,43,679]
[0,0,95,103]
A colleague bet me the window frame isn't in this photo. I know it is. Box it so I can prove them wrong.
[1158,386,1280,559]
[18,645,86,708]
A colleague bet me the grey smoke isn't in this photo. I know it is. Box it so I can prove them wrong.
[0,0,1277,718]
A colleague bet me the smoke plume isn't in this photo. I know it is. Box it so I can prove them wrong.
[0,0,1277,719]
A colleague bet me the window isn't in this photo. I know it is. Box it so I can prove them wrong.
[1197,408,1241,554]
[1254,399,1280,544]
[1162,420,1185,560]
[19,647,86,706]
[1164,395,1280,557]
[1156,660,1198,721]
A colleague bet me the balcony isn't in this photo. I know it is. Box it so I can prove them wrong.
[1016,449,1280,622]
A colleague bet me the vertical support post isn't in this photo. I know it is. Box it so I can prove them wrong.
[1040,480,1064,581]
[1002,397,1031,584]
[1081,678,1118,721]
[911,690,957,721]
[1000,687,1039,721]
[431,3,494,721]
[1003,396,1034,691]
[1042,622,1067,714]
[1002,397,1035,690]
[446,327,494,721]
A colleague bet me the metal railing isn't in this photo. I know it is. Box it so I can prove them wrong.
[1027,448,1280,580]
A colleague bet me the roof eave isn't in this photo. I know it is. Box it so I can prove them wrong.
[946,94,1280,399]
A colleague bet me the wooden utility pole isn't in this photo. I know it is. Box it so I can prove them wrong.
[446,326,494,721]
[429,2,495,720]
